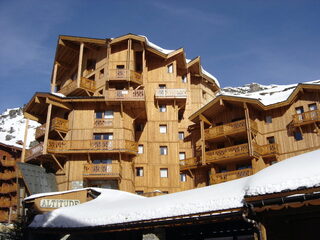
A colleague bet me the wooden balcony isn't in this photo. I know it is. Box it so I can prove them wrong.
[206,143,250,164]
[155,88,187,99]
[205,120,258,141]
[210,168,253,185]
[26,142,44,161]
[58,77,95,96]
[105,89,145,101]
[108,69,142,85]
[47,139,138,154]
[35,117,68,139]
[94,119,113,128]
[1,183,17,193]
[83,163,120,179]
[0,159,15,167]
[253,143,279,158]
[0,171,16,180]
[180,156,201,171]
[292,109,320,127]
[0,197,11,208]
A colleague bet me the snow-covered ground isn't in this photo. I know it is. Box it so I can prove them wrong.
[0,108,39,149]
[29,148,320,229]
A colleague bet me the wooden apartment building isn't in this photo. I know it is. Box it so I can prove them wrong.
[23,34,219,195]
[181,82,320,188]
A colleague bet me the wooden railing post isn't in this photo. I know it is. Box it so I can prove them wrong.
[244,103,253,156]
[43,103,52,154]
[21,118,29,162]
[200,119,206,165]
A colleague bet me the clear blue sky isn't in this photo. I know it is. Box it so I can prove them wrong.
[0,0,320,113]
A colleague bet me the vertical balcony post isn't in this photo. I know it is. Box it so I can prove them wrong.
[244,103,253,156]
[200,119,206,165]
[21,118,29,162]
[51,62,58,93]
[43,103,53,154]
[77,42,84,88]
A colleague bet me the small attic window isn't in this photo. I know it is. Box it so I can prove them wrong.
[167,64,173,73]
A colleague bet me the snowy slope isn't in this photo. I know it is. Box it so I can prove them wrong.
[0,108,39,149]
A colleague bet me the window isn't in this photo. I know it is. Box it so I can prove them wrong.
[160,168,168,178]
[2,155,6,160]
[309,103,317,111]
[178,132,184,140]
[116,65,125,69]
[179,152,186,160]
[159,105,167,112]
[160,146,168,155]
[138,145,144,154]
[159,125,167,134]
[182,75,187,83]
[136,167,144,177]
[294,131,303,141]
[180,173,187,182]
[236,164,252,170]
[295,106,304,114]
[93,159,112,164]
[267,136,275,144]
[135,191,144,195]
[95,111,113,119]
[159,84,166,89]
[265,116,272,124]
[162,191,169,194]
[167,64,173,73]
[93,133,113,140]
[136,123,144,132]
[178,112,183,121]
[86,59,96,71]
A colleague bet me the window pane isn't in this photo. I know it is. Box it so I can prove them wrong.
[294,131,303,141]
[182,75,187,83]
[160,125,167,133]
[167,64,173,73]
[103,133,113,140]
[309,103,317,111]
[104,111,114,119]
[180,173,187,182]
[138,145,144,154]
[160,146,167,155]
[136,167,143,177]
[160,168,168,178]
[96,112,103,119]
[179,152,186,160]
[265,116,272,123]
[159,105,166,112]
[178,132,184,140]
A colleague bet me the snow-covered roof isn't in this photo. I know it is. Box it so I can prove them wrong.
[219,80,320,106]
[28,149,320,229]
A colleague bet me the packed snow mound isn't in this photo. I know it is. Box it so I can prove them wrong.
[0,108,39,148]
[220,80,320,106]
[28,149,320,228]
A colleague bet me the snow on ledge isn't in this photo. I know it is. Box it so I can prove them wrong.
[28,149,320,229]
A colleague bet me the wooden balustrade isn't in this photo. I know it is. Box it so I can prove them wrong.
[0,159,15,167]
[108,69,142,84]
[26,142,44,160]
[58,77,95,95]
[180,157,201,170]
[35,124,46,139]
[35,118,68,139]
[47,139,138,154]
[210,168,253,184]
[0,197,11,208]
[0,171,16,180]
[155,88,187,99]
[253,143,278,157]
[1,183,17,193]
[94,119,113,128]
[206,143,250,163]
[292,109,320,126]
[205,119,258,141]
[105,89,145,101]
[83,163,120,178]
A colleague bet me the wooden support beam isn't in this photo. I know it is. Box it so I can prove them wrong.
[45,98,71,110]
[219,98,224,106]
[34,96,41,104]
[244,103,253,156]
[56,130,64,140]
[200,120,206,165]
[199,114,212,126]
[127,38,132,70]
[23,112,39,122]
[59,39,79,52]
[120,101,123,118]
[21,118,29,162]
[43,104,52,154]
[55,60,72,70]
[77,42,84,88]
[51,154,65,174]
[51,62,58,93]
[87,153,91,163]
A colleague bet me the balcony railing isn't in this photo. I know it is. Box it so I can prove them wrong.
[1,183,17,193]
[35,117,69,139]
[253,143,278,157]
[0,197,11,208]
[0,159,15,167]
[47,139,138,154]
[108,69,142,84]
[58,77,95,95]
[94,119,113,128]
[0,171,16,180]
[206,143,250,163]
[105,89,145,101]
[205,120,258,141]
[26,142,44,161]
[155,88,187,99]
[180,156,201,171]
[292,109,320,127]
[83,163,120,178]
[210,168,253,184]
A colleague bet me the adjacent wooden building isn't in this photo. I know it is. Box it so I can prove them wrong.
[23,34,219,194]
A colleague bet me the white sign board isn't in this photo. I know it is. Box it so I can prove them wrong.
[40,199,81,209]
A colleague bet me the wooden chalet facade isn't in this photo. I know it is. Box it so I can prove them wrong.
[0,142,22,222]
[182,83,320,188]
[22,34,219,195]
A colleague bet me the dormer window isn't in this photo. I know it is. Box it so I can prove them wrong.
[167,64,173,73]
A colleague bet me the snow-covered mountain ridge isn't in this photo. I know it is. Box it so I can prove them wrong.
[0,108,39,149]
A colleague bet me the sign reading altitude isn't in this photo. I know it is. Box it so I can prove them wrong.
[40,199,81,209]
